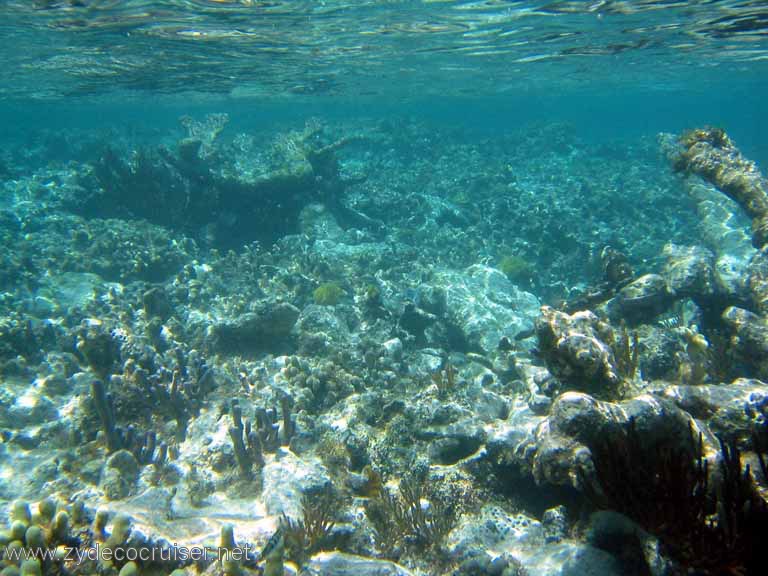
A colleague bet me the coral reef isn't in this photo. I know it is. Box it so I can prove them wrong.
[0,498,189,576]
[2,119,768,576]
[73,117,365,250]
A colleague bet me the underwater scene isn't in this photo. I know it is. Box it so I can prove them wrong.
[2,1,768,576]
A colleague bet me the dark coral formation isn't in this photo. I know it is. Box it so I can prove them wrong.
[75,116,364,250]
[584,418,768,575]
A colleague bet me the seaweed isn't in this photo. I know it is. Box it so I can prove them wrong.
[313,282,346,306]
[611,322,639,382]
[364,470,456,557]
[280,488,340,567]
[583,417,768,575]
[499,254,533,284]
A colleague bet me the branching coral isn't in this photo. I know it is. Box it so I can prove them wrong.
[91,380,170,466]
[0,498,188,576]
[227,399,264,480]
[228,397,296,479]
[0,498,84,575]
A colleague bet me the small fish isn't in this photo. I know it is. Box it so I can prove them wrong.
[515,328,535,341]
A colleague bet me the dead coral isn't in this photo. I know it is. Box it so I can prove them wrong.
[671,126,768,250]
[179,112,229,158]
[535,306,629,399]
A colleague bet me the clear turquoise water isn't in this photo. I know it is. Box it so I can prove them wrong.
[1,1,766,159]
[1,5,768,571]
